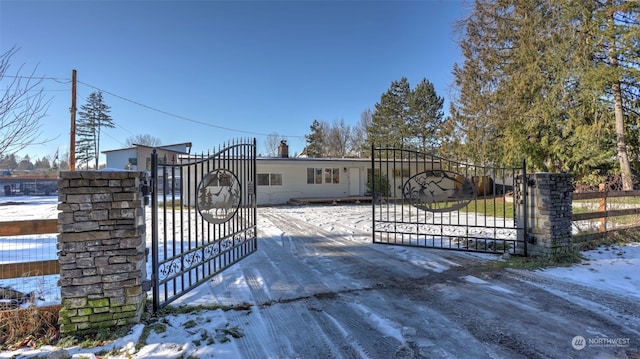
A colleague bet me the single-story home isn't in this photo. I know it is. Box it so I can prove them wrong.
[103,142,439,205]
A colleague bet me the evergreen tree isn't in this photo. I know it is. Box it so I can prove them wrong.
[446,0,639,186]
[76,91,114,169]
[17,154,34,171]
[408,78,444,152]
[75,115,95,169]
[368,77,411,149]
[34,156,51,171]
[367,77,443,152]
[0,154,18,170]
[305,120,326,157]
[584,0,640,189]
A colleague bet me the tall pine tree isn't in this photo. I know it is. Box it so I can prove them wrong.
[76,91,114,169]
[408,78,444,152]
[304,120,326,158]
[446,0,639,188]
[367,77,443,152]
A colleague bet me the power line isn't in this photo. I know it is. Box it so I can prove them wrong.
[76,80,306,139]
[3,75,71,84]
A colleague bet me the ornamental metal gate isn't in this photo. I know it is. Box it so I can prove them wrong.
[150,139,257,311]
[372,147,528,256]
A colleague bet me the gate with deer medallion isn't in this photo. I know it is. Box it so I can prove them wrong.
[150,139,257,311]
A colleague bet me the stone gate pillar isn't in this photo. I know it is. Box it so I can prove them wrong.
[57,171,148,333]
[517,172,573,256]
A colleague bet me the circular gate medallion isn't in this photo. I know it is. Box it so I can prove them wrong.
[402,170,476,212]
[197,169,241,224]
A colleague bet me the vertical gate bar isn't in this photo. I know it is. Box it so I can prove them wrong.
[371,145,375,243]
[252,138,257,249]
[390,148,395,243]
[395,148,401,244]
[522,158,528,257]
[151,150,159,313]
[186,153,193,293]
[179,163,185,281]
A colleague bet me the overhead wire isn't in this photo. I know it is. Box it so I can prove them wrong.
[76,80,306,139]
[6,74,307,143]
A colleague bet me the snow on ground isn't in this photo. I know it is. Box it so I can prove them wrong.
[1,196,639,358]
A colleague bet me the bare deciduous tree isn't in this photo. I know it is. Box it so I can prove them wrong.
[0,46,51,156]
[264,132,286,157]
[125,133,162,147]
[326,118,351,158]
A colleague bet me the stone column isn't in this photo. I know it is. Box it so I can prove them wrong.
[57,171,147,333]
[517,172,573,256]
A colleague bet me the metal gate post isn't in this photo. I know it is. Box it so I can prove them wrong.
[150,150,159,313]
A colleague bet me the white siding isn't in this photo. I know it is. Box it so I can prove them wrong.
[256,159,371,205]
[105,149,138,170]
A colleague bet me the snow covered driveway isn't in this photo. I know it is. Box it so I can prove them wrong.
[173,205,639,358]
[2,200,638,358]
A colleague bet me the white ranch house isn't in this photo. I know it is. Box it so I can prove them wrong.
[103,142,439,205]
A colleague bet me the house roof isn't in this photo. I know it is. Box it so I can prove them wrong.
[102,142,192,154]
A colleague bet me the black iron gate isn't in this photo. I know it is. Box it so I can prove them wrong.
[372,147,528,256]
[150,139,257,311]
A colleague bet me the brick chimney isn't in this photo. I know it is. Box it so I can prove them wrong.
[278,140,289,158]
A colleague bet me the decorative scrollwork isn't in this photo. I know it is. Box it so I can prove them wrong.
[203,242,220,259]
[158,259,181,280]
[183,251,203,269]
[220,238,234,251]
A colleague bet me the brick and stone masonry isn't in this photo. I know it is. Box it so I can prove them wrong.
[57,171,148,333]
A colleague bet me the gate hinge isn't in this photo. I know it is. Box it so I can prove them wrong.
[527,179,536,187]
[142,278,153,292]
[140,179,151,205]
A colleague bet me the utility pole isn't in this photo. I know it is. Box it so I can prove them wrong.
[70,69,76,171]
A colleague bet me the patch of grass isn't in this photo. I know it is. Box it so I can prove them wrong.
[574,229,640,252]
[59,324,135,349]
[183,320,197,329]
[491,251,584,271]
[0,305,60,350]
[462,197,514,219]
[214,324,243,343]
[159,303,252,316]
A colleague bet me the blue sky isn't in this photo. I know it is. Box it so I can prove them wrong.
[1,0,470,163]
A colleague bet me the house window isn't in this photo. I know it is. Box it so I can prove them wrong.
[257,174,270,186]
[258,173,282,186]
[308,168,339,184]
[307,168,323,184]
[270,173,282,186]
[325,168,339,184]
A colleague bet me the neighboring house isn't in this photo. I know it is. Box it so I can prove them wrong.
[102,142,192,171]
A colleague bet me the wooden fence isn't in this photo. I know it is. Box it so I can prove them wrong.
[0,219,58,280]
[572,188,640,242]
